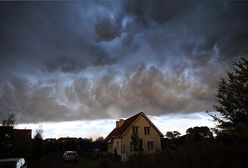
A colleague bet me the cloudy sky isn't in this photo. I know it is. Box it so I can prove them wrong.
[1,1,248,138]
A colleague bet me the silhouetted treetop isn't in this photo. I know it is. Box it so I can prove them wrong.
[165,131,181,139]
[186,126,213,140]
[212,57,248,131]
[34,126,43,140]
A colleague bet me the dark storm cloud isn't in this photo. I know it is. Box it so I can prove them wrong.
[0,1,248,123]
[0,2,115,76]
[122,1,187,25]
[95,18,122,41]
[120,1,248,57]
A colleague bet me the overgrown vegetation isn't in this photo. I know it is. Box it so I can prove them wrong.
[106,138,248,168]
[103,126,248,168]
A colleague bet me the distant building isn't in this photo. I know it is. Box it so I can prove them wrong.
[57,137,78,143]
[44,138,56,143]
[105,112,164,161]
[0,126,14,151]
[0,126,31,157]
[0,126,31,145]
[13,129,32,146]
[57,137,79,151]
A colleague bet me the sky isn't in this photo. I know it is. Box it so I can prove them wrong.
[0,1,248,139]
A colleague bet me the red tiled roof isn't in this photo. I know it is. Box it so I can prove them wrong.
[105,112,142,142]
[105,112,164,142]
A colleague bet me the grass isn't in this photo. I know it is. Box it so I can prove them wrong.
[78,153,102,168]
[28,152,102,168]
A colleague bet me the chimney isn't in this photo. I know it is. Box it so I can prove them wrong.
[116,119,125,128]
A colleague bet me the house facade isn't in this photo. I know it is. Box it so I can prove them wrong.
[105,112,163,160]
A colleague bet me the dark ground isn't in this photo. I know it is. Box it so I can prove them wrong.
[28,152,102,168]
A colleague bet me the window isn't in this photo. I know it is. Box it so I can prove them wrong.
[132,126,139,134]
[144,127,150,135]
[148,141,154,151]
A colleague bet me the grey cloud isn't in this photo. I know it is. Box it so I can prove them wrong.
[0,1,248,123]
[0,66,217,123]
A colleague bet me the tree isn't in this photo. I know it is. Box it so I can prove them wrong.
[34,128,43,140]
[130,130,143,156]
[32,125,44,158]
[95,136,104,142]
[2,112,16,127]
[211,57,248,133]
[93,136,106,152]
[165,131,181,139]
[186,126,213,140]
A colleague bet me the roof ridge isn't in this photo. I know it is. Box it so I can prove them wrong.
[105,112,144,142]
[123,112,143,122]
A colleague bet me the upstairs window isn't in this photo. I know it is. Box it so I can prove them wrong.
[132,126,139,134]
[144,127,150,135]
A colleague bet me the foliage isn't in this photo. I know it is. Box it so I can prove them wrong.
[2,112,16,126]
[34,127,43,140]
[212,57,248,133]
[32,126,44,158]
[93,136,107,151]
[107,136,248,168]
[130,130,143,156]
[95,136,104,142]
[165,131,181,139]
[186,126,213,140]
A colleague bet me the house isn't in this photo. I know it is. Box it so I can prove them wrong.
[13,129,32,146]
[105,112,164,160]
[0,126,31,146]
[57,137,79,151]
[0,126,31,157]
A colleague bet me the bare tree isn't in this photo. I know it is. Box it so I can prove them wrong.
[2,112,16,127]
[34,125,43,140]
